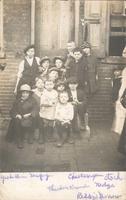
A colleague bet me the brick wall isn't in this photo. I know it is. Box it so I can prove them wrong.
[3,0,31,54]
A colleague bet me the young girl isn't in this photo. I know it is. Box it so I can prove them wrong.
[39,80,58,141]
[9,84,39,148]
[55,91,74,147]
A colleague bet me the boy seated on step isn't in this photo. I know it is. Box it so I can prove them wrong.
[9,84,39,148]
[39,79,58,142]
[67,76,90,136]
[55,91,74,147]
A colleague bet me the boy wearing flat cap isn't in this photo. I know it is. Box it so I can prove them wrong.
[67,76,90,135]
[14,45,40,94]
[38,56,51,81]
[8,84,39,148]
[80,41,99,96]
[53,56,66,81]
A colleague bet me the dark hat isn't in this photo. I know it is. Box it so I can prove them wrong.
[80,41,91,49]
[49,67,59,73]
[24,44,35,54]
[40,56,50,65]
[53,56,64,63]
[66,76,78,84]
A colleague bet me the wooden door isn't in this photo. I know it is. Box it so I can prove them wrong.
[83,0,109,57]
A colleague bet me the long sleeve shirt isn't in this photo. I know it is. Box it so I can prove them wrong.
[39,89,58,120]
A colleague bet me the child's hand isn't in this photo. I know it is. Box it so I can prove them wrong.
[16,114,22,119]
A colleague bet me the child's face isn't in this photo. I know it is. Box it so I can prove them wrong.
[41,60,50,70]
[59,93,69,104]
[57,84,65,92]
[83,48,91,56]
[69,83,78,90]
[55,59,63,69]
[21,91,30,100]
[48,71,58,81]
[45,81,54,91]
[26,48,35,58]
[67,42,75,52]
[36,79,44,89]
[74,51,82,61]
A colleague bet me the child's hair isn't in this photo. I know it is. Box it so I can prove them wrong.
[58,91,69,99]
[73,47,83,54]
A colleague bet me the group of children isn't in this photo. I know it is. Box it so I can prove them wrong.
[7,41,98,150]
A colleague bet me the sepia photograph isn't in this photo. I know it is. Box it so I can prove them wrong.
[0,0,126,173]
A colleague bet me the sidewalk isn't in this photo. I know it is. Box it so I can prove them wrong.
[0,121,126,172]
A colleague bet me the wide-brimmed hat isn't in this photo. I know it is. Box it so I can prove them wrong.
[53,56,64,63]
[80,41,91,49]
[24,44,35,54]
[20,84,31,92]
[40,56,50,65]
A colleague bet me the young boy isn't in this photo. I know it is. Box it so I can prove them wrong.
[80,41,99,96]
[67,76,90,136]
[32,78,45,144]
[53,56,66,81]
[55,80,66,93]
[66,47,88,90]
[14,45,40,94]
[65,41,76,69]
[39,56,51,81]
[39,79,58,141]
[55,91,74,147]
[48,67,59,85]
[9,84,39,148]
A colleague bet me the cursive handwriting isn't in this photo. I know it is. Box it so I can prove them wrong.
[94,181,115,189]
[77,192,122,200]
[47,184,89,192]
[0,173,52,184]
[68,173,104,182]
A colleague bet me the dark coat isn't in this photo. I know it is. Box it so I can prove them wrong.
[67,88,87,105]
[66,55,88,89]
[86,53,99,95]
[10,95,39,127]
[18,57,39,90]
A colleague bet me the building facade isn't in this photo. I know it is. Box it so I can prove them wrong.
[0,0,126,120]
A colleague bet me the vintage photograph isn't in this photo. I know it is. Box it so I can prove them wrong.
[0,0,126,172]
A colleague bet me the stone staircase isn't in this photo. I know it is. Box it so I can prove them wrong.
[0,55,21,120]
